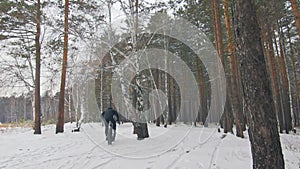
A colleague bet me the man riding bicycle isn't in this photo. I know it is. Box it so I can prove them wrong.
[102,107,120,141]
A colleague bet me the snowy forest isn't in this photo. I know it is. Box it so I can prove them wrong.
[0,0,300,168]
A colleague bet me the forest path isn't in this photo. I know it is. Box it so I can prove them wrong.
[0,123,299,169]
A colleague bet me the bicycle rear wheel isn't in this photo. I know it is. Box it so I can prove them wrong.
[107,121,113,145]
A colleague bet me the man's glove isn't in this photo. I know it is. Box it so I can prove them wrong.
[117,121,120,125]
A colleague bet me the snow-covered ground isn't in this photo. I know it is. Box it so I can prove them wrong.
[0,123,299,169]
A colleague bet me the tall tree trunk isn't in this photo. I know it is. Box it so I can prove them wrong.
[23,96,26,121]
[267,27,285,133]
[56,0,69,134]
[212,0,233,133]
[172,59,178,123]
[167,73,172,125]
[234,1,284,168]
[197,60,207,125]
[34,0,42,134]
[168,72,174,125]
[272,28,285,133]
[278,22,292,133]
[288,24,300,127]
[163,35,169,128]
[231,4,247,131]
[290,0,300,38]
[68,88,72,123]
[224,0,244,137]
[10,96,15,123]
[257,6,285,133]
[132,0,149,139]
[154,67,161,126]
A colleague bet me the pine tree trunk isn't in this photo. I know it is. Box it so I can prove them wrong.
[224,0,244,137]
[272,28,285,133]
[288,24,300,127]
[197,59,207,124]
[34,0,42,134]
[267,28,285,133]
[167,72,172,125]
[290,0,300,38]
[231,6,246,131]
[278,23,292,133]
[234,1,285,168]
[56,0,69,134]
[257,10,284,133]
[168,76,173,125]
[155,67,160,126]
[212,0,233,133]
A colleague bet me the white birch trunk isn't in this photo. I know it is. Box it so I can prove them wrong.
[31,93,35,122]
[68,88,72,123]
[23,96,26,121]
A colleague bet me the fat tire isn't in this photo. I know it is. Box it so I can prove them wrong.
[107,121,113,145]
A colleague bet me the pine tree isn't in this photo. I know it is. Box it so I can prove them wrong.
[56,0,69,133]
[224,0,244,137]
[233,0,284,168]
[34,0,42,134]
[290,0,300,37]
[212,0,233,133]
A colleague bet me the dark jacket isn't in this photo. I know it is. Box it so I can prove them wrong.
[102,107,119,130]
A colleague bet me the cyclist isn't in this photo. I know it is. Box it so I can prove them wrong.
[101,107,120,141]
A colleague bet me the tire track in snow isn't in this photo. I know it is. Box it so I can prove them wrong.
[63,145,98,169]
[280,135,300,168]
[165,128,218,169]
[68,144,116,169]
[82,123,196,160]
[90,158,115,169]
[0,126,91,169]
[281,136,300,157]
[208,134,226,169]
